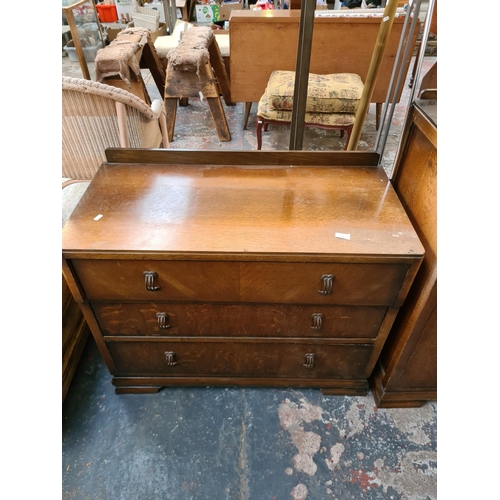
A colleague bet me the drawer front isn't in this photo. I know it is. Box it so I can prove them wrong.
[71,260,240,301]
[240,262,408,306]
[94,302,386,339]
[71,260,408,305]
[107,340,374,379]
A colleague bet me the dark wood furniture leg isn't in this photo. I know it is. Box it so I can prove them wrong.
[376,103,382,131]
[165,97,178,142]
[257,117,352,151]
[243,102,252,130]
[256,118,264,149]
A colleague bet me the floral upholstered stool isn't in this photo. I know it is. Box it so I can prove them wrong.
[256,71,364,150]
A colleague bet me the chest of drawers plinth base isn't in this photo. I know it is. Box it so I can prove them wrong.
[62,152,424,396]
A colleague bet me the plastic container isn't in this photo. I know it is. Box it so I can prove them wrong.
[141,2,166,23]
[96,4,119,22]
[80,22,100,40]
[64,41,103,62]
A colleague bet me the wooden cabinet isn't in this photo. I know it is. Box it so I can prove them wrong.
[62,151,423,395]
[62,274,89,402]
[369,102,437,407]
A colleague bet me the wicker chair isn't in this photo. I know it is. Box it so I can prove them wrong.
[62,76,169,188]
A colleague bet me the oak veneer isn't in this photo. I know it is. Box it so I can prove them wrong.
[62,150,424,395]
[369,102,437,408]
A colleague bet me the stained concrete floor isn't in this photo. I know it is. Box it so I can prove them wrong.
[62,48,437,500]
[63,338,437,500]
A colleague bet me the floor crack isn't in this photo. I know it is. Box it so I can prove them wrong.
[238,390,249,500]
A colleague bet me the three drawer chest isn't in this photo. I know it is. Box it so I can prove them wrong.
[62,150,424,396]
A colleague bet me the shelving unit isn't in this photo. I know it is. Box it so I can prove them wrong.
[62,0,105,79]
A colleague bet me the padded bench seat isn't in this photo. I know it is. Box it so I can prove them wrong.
[256,71,363,150]
[154,20,229,71]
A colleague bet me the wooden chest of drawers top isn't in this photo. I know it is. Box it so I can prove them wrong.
[62,163,424,260]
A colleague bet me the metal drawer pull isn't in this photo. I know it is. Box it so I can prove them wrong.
[303,353,315,369]
[164,351,177,366]
[310,313,324,330]
[156,312,171,329]
[318,274,334,295]
[143,271,161,291]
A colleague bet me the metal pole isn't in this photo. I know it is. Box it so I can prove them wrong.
[375,0,422,153]
[346,0,398,151]
[374,0,418,151]
[389,0,435,177]
[289,0,316,151]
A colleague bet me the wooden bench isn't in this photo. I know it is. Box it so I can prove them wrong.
[229,10,419,129]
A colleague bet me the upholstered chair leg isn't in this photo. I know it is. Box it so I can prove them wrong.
[344,126,353,151]
[256,118,264,150]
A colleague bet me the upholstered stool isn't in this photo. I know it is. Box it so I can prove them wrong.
[94,27,165,104]
[256,71,364,150]
[155,21,230,73]
[164,26,232,142]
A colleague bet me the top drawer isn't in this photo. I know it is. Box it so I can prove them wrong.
[70,260,408,306]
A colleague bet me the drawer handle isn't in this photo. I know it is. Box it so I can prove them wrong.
[318,274,334,295]
[164,351,177,366]
[143,271,161,291]
[303,353,315,369]
[156,312,171,329]
[310,313,324,330]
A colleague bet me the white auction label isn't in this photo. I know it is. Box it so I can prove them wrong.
[335,232,350,240]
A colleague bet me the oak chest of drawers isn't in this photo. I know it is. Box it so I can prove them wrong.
[62,150,424,395]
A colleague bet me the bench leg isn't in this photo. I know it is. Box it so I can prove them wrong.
[207,97,231,142]
[165,98,178,142]
[208,40,233,106]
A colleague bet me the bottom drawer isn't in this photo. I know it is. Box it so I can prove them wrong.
[107,339,373,380]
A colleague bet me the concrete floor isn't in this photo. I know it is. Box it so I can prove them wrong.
[62,41,437,500]
[63,339,437,500]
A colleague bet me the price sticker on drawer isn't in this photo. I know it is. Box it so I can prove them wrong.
[94,214,103,221]
[335,232,350,240]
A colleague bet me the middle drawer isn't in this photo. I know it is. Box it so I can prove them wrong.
[93,302,387,339]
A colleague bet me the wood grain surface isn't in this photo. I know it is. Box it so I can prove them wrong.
[62,163,424,258]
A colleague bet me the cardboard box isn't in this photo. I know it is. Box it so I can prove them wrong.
[106,22,166,43]
[195,1,241,23]
[196,4,220,22]
[148,22,167,43]
[105,22,133,42]
[218,2,242,21]
[176,0,189,21]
